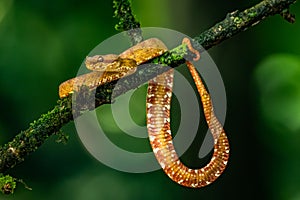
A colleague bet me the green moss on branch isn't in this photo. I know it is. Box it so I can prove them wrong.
[194,0,297,50]
[0,174,16,194]
[113,0,142,44]
[0,97,72,173]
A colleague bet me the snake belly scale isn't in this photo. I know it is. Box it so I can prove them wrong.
[59,38,230,188]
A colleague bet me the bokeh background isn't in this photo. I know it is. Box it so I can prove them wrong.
[0,0,300,199]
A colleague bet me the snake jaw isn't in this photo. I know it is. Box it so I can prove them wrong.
[85,55,102,71]
[85,54,119,71]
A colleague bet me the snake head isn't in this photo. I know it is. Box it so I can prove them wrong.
[85,54,119,71]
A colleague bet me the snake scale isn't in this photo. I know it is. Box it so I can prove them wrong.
[59,38,230,188]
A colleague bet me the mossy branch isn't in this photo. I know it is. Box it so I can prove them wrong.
[0,0,297,194]
[113,0,143,44]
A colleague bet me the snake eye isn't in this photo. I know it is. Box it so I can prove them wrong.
[97,56,104,62]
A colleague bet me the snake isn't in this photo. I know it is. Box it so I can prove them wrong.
[58,37,230,188]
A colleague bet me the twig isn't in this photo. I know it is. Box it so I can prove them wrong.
[113,0,143,44]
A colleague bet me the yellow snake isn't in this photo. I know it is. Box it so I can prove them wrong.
[59,38,230,188]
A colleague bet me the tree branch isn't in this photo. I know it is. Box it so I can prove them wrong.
[113,0,143,44]
[0,0,297,194]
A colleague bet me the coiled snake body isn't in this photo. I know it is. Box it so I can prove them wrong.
[59,38,229,188]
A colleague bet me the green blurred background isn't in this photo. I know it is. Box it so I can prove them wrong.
[0,0,300,199]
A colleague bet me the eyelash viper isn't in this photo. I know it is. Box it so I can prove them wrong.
[58,37,230,188]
